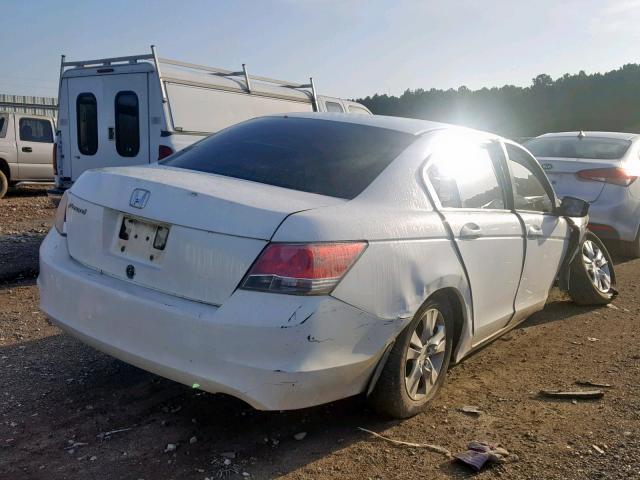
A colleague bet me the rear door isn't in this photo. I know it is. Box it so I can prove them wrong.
[68,73,150,180]
[426,138,525,342]
[15,115,54,180]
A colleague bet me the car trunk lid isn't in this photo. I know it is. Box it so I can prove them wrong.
[65,165,343,305]
[538,157,617,202]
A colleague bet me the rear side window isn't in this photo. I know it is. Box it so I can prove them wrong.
[19,117,53,143]
[76,93,98,155]
[115,91,139,157]
[506,144,554,213]
[0,115,7,138]
[427,143,505,210]
[161,117,414,199]
[525,136,631,160]
[325,101,344,113]
[348,105,370,114]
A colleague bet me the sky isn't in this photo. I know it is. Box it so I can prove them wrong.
[2,0,640,100]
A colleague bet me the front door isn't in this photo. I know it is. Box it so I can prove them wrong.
[67,73,150,181]
[15,115,54,180]
[504,142,569,316]
[426,139,525,342]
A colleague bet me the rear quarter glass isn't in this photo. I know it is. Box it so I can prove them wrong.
[160,117,415,199]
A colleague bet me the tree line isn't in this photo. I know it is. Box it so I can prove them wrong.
[357,64,640,139]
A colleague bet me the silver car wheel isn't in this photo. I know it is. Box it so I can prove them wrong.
[582,239,611,293]
[404,308,446,401]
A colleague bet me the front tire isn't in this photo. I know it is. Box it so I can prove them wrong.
[568,231,616,305]
[368,295,454,418]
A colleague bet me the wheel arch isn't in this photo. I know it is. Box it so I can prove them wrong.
[0,157,10,182]
[365,285,471,396]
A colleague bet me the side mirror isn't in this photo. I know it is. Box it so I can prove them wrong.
[556,196,589,217]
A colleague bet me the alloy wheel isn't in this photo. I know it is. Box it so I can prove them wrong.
[582,239,611,293]
[404,308,447,400]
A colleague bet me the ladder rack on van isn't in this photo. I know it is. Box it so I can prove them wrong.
[58,45,319,110]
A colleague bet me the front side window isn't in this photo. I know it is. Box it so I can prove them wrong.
[115,91,139,157]
[161,116,414,199]
[325,101,344,113]
[77,93,98,155]
[506,144,554,213]
[19,117,53,143]
[427,142,505,210]
[0,115,7,138]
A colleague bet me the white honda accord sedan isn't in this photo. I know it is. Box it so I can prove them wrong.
[39,113,616,418]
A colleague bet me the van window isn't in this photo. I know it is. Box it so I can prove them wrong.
[115,91,139,157]
[77,93,98,155]
[19,118,53,143]
[325,101,344,113]
[348,105,370,114]
[0,115,7,138]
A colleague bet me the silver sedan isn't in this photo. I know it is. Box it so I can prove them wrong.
[525,131,640,257]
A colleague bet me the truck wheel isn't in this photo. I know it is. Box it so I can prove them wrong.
[367,295,453,418]
[568,231,616,305]
[0,170,8,199]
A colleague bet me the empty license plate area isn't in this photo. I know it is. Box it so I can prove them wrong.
[116,215,170,264]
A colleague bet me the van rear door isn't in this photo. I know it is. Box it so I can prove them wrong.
[67,73,150,180]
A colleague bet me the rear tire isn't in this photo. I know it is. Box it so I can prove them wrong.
[367,295,454,419]
[568,231,616,305]
[0,170,8,199]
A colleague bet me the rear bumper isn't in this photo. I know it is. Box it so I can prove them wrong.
[38,230,399,410]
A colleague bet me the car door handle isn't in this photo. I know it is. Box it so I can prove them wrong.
[21,147,32,153]
[460,223,483,239]
[527,224,543,238]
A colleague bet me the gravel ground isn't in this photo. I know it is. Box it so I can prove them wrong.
[0,186,54,281]
[0,190,639,479]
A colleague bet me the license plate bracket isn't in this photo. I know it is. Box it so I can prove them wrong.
[116,215,170,264]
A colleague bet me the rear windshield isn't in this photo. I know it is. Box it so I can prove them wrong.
[161,117,415,199]
[524,136,632,160]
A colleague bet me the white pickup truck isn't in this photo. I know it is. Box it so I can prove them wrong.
[0,112,55,198]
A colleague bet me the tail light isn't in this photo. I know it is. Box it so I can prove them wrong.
[52,143,58,175]
[577,167,637,186]
[158,145,174,160]
[55,191,69,236]
[241,242,367,295]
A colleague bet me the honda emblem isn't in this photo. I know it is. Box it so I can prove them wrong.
[130,189,150,209]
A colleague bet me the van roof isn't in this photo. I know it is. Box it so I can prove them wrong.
[62,59,314,104]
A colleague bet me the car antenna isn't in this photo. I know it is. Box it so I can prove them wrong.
[577,130,586,139]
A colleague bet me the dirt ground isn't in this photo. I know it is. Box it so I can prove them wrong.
[1,187,639,480]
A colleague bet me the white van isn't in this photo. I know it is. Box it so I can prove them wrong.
[54,46,371,191]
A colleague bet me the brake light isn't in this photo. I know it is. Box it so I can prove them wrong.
[241,242,367,295]
[54,191,69,236]
[52,143,57,175]
[158,145,174,160]
[577,167,637,186]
